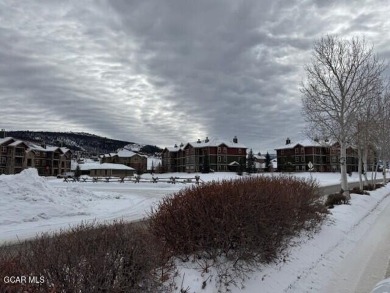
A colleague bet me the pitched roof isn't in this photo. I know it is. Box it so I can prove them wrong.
[0,137,14,145]
[8,140,28,147]
[185,137,246,149]
[115,149,147,158]
[275,139,332,150]
[76,162,135,171]
[165,146,182,152]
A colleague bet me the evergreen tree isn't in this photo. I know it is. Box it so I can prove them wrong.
[74,165,81,179]
[265,152,271,172]
[202,154,210,173]
[247,149,256,173]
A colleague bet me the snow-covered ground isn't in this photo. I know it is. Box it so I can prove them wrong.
[1,169,389,292]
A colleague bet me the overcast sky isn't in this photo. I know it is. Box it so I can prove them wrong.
[1,0,389,153]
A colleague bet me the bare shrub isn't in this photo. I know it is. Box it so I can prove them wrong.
[0,221,173,293]
[149,176,328,268]
[351,187,370,195]
[325,192,349,208]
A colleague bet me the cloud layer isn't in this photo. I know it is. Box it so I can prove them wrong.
[1,0,389,152]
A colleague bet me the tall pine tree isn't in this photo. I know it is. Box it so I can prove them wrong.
[247,149,256,173]
[265,152,271,172]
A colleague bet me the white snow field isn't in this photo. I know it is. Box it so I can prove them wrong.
[1,169,389,292]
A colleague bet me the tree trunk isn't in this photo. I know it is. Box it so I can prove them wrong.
[340,142,350,198]
[363,148,369,184]
[358,147,363,191]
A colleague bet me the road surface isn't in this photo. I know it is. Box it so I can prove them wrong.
[321,189,390,293]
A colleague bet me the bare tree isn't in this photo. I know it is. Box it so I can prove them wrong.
[301,35,385,198]
[371,90,390,185]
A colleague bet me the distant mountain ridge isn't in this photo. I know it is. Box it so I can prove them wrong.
[6,131,162,156]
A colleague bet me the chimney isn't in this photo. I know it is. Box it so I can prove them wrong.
[174,144,178,148]
[314,137,319,142]
[0,129,5,139]
[180,142,184,147]
[205,136,209,143]
[197,139,201,143]
[233,136,238,143]
[286,137,291,145]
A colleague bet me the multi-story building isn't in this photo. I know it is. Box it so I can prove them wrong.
[162,136,247,173]
[0,137,30,174]
[101,149,148,173]
[26,144,73,176]
[0,135,72,176]
[275,138,359,172]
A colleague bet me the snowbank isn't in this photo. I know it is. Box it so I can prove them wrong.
[0,169,117,226]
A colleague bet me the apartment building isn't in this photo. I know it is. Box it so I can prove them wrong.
[275,138,360,172]
[162,136,247,173]
[0,136,72,176]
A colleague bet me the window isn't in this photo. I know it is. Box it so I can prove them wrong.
[218,147,221,153]
[332,156,337,163]
[301,147,304,154]
[0,157,6,164]
[281,149,284,155]
[295,148,299,154]
[224,156,227,162]
[1,147,6,153]
[223,147,227,153]
[301,156,305,162]
[218,156,221,162]
[295,156,299,162]
[296,166,300,171]
[238,149,242,154]
[302,166,306,171]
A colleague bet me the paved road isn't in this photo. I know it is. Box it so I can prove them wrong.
[319,178,386,196]
[322,192,390,293]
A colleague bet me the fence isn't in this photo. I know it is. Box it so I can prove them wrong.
[63,175,203,185]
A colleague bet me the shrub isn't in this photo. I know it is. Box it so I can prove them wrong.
[363,184,375,191]
[0,221,172,293]
[351,187,370,195]
[149,176,327,266]
[325,192,349,208]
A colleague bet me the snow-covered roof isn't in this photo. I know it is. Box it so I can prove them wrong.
[60,147,71,154]
[275,139,332,150]
[28,144,70,154]
[76,163,135,171]
[0,137,14,145]
[185,137,246,149]
[8,140,27,147]
[109,149,148,158]
[165,146,182,152]
[254,154,266,159]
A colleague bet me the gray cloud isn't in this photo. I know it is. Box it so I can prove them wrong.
[0,0,389,153]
